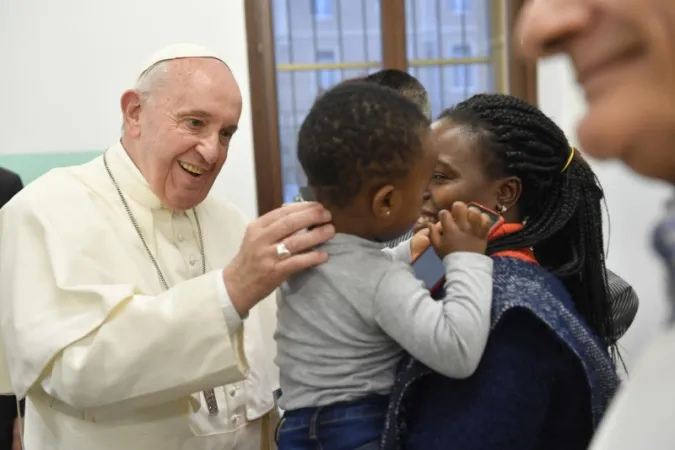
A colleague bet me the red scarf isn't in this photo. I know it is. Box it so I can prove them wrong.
[488,222,538,265]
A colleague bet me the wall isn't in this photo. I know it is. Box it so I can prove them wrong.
[538,56,672,369]
[0,0,259,219]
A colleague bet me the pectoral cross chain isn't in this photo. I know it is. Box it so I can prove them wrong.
[203,388,219,415]
[103,153,220,417]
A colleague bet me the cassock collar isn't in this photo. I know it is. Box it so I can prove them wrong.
[105,141,164,210]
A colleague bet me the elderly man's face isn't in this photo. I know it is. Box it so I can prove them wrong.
[123,58,242,211]
[518,0,675,183]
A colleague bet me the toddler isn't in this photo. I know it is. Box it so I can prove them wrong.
[274,82,494,450]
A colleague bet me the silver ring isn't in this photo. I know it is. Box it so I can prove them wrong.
[276,242,292,260]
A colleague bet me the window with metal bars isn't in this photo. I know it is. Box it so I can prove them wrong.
[245,0,535,214]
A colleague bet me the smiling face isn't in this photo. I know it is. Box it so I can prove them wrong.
[121,57,242,211]
[517,0,675,183]
[414,119,516,233]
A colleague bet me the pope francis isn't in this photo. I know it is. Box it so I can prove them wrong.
[0,44,335,450]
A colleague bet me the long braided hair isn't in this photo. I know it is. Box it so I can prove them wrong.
[441,93,617,357]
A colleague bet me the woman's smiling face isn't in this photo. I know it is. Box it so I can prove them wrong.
[414,119,506,233]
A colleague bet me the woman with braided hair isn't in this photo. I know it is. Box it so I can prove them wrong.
[381,93,619,450]
[364,71,638,346]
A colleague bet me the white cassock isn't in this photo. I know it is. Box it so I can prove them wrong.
[0,141,279,450]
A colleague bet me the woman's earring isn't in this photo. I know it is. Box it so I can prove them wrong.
[496,204,507,214]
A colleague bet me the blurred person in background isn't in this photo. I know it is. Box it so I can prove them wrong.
[517,0,675,448]
[361,69,433,120]
[0,167,24,450]
[0,168,22,211]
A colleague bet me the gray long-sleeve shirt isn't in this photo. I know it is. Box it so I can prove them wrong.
[275,233,494,410]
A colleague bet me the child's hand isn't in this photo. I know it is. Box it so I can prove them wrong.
[429,202,492,258]
[410,228,432,261]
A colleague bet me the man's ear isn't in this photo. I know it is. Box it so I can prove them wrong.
[371,185,399,219]
[120,90,143,138]
[496,176,522,210]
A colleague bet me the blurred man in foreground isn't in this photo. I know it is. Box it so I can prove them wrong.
[518,1,675,448]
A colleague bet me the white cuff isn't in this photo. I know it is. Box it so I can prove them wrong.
[383,239,413,263]
[215,271,244,335]
[442,252,493,270]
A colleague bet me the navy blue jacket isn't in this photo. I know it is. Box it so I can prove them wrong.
[381,257,619,450]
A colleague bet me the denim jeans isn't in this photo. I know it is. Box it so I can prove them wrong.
[276,395,388,450]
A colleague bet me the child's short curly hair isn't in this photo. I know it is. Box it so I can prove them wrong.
[297,81,431,207]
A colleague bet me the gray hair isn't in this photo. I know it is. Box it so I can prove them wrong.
[134,60,172,101]
[121,57,229,134]
[120,61,171,134]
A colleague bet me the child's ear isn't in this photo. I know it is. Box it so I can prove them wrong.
[371,185,399,219]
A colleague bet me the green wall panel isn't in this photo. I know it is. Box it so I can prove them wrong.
[0,151,101,184]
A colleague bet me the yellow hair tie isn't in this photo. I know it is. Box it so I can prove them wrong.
[561,146,576,173]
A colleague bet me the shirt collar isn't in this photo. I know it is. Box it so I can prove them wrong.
[104,140,163,210]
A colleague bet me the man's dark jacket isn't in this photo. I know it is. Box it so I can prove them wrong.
[0,167,23,450]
